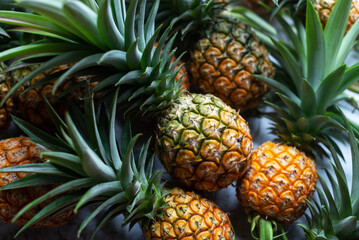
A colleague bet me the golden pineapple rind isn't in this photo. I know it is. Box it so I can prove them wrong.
[314,0,359,32]
[237,141,317,225]
[0,137,74,227]
[189,17,274,112]
[144,188,234,240]
[156,93,253,192]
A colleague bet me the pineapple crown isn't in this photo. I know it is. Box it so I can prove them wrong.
[229,0,359,156]
[0,0,184,118]
[0,91,168,239]
[0,0,36,51]
[155,0,228,38]
[299,108,359,240]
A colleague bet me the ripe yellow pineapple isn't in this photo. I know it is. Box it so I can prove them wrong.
[189,16,274,112]
[237,141,317,225]
[144,188,234,239]
[314,0,359,32]
[156,93,253,192]
[0,136,74,226]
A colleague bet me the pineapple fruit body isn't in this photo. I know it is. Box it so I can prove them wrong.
[144,188,234,240]
[0,65,13,134]
[314,0,359,32]
[0,137,74,226]
[237,141,317,224]
[8,64,95,132]
[156,93,253,192]
[189,16,274,112]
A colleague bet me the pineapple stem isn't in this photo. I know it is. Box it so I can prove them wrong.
[249,215,286,240]
[259,218,274,240]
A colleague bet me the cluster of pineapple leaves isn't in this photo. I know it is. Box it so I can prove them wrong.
[0,91,167,240]
[0,0,184,118]
[302,111,359,240]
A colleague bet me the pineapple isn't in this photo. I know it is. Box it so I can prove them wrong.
[8,63,96,132]
[156,93,253,192]
[0,93,235,239]
[157,0,275,112]
[0,63,13,133]
[189,16,274,111]
[144,188,233,239]
[154,92,252,193]
[0,0,253,193]
[237,142,317,225]
[314,0,359,32]
[0,136,74,227]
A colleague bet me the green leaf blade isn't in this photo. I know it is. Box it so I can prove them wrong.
[306,0,325,90]
[323,0,351,72]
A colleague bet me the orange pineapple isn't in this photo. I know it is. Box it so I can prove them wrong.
[0,137,74,226]
[144,188,234,239]
[237,141,317,225]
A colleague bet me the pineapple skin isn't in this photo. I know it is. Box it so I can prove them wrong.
[189,16,274,112]
[143,188,234,239]
[0,63,13,134]
[0,82,13,134]
[10,64,96,132]
[314,0,359,32]
[0,137,74,227]
[237,141,317,224]
[156,93,253,192]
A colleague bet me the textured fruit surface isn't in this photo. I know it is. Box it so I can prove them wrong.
[0,137,74,226]
[0,63,13,134]
[237,141,317,224]
[156,93,253,192]
[144,188,234,240]
[314,0,359,32]
[10,64,95,132]
[189,16,274,112]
